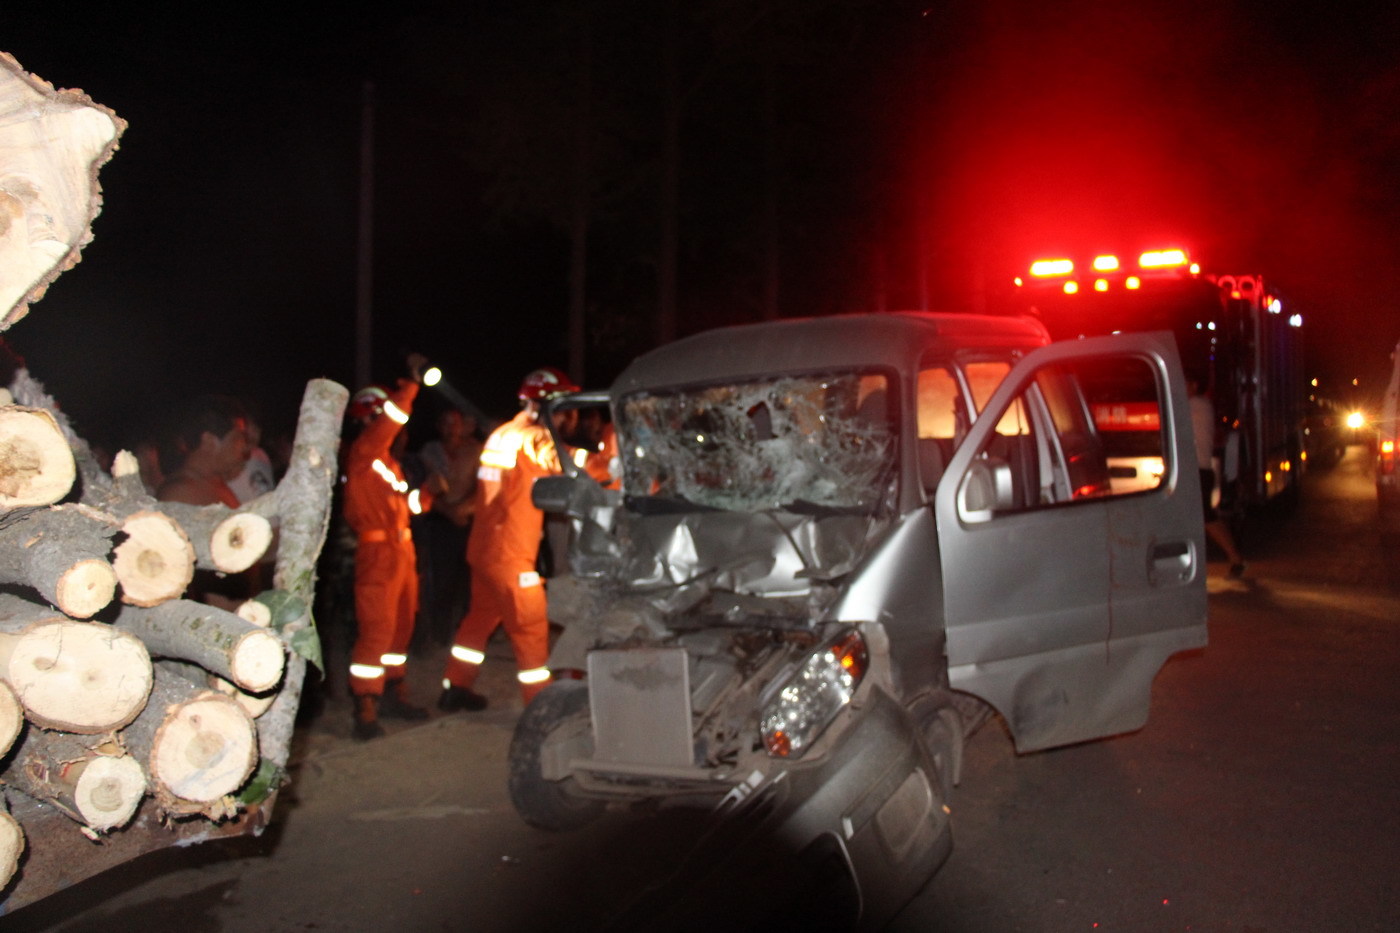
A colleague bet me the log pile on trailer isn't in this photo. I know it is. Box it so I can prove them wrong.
[0,52,345,908]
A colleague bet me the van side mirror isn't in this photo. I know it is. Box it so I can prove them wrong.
[957,458,1014,524]
[532,474,601,516]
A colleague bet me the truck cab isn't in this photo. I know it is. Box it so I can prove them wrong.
[514,311,1206,929]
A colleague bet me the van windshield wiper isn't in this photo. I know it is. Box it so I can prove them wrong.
[775,499,874,517]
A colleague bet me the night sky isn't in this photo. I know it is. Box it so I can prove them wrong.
[6,1,1400,452]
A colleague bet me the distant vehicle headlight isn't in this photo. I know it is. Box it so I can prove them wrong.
[1346,411,1365,430]
[760,629,868,758]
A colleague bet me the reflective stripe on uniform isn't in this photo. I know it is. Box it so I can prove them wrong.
[518,570,541,588]
[372,458,409,492]
[384,400,409,425]
[517,667,551,685]
[350,663,384,680]
[408,488,423,514]
[360,528,411,543]
[480,428,524,469]
[451,645,486,665]
[380,653,408,666]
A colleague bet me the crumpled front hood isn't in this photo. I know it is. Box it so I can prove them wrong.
[614,509,882,601]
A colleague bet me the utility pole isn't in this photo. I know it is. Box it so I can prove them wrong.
[355,80,375,391]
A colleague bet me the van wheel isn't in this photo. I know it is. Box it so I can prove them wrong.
[909,691,967,803]
[508,680,605,831]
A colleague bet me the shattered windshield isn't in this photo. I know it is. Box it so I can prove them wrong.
[618,371,896,513]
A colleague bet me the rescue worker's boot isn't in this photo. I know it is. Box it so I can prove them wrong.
[352,695,385,741]
[379,679,429,720]
[438,684,489,712]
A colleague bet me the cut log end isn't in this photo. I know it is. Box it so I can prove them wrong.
[209,512,273,573]
[229,630,285,694]
[113,510,195,606]
[0,678,21,757]
[0,406,76,508]
[8,620,153,733]
[150,693,257,803]
[111,449,139,479]
[73,755,147,831]
[53,557,118,619]
[235,598,272,628]
[0,808,24,890]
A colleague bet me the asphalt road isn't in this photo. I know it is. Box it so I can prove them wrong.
[6,446,1398,932]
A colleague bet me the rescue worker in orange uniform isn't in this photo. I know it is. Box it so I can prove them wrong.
[439,367,580,711]
[345,353,438,739]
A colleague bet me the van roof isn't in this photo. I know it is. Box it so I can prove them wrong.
[615,311,1051,394]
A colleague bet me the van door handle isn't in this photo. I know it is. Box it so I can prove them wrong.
[1149,541,1193,584]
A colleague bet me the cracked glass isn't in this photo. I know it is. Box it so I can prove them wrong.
[618,371,895,513]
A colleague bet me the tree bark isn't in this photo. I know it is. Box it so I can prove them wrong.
[110,509,196,606]
[160,658,275,721]
[244,379,346,771]
[114,599,284,693]
[0,503,118,618]
[5,730,145,832]
[0,602,153,733]
[0,406,76,509]
[120,667,257,815]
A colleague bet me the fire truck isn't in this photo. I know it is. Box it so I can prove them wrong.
[994,247,1307,516]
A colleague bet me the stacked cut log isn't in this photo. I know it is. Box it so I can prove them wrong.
[0,378,346,908]
[0,53,346,909]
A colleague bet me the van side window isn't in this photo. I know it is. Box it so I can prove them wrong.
[916,366,962,493]
[964,361,1013,413]
[960,355,1168,515]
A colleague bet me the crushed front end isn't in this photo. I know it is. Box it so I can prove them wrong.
[514,367,953,928]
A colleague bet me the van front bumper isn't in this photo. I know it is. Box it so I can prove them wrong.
[611,686,950,931]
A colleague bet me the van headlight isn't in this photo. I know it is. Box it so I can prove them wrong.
[759,629,869,758]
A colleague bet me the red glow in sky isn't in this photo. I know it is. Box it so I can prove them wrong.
[907,0,1400,381]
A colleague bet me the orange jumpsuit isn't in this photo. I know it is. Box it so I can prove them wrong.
[444,408,562,703]
[583,422,619,488]
[344,381,428,697]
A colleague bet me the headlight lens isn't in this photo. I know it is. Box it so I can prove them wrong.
[759,629,869,758]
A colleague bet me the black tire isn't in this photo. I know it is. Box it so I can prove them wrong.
[507,680,605,831]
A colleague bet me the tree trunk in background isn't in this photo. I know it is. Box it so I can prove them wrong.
[658,0,680,347]
[568,8,593,385]
[762,57,780,321]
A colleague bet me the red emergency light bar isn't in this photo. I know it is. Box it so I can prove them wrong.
[1030,259,1074,277]
[1138,249,1189,269]
[1018,247,1199,288]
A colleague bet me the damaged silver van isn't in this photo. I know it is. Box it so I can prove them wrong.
[512,312,1207,929]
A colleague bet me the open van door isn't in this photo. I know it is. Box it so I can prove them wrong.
[935,331,1207,752]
